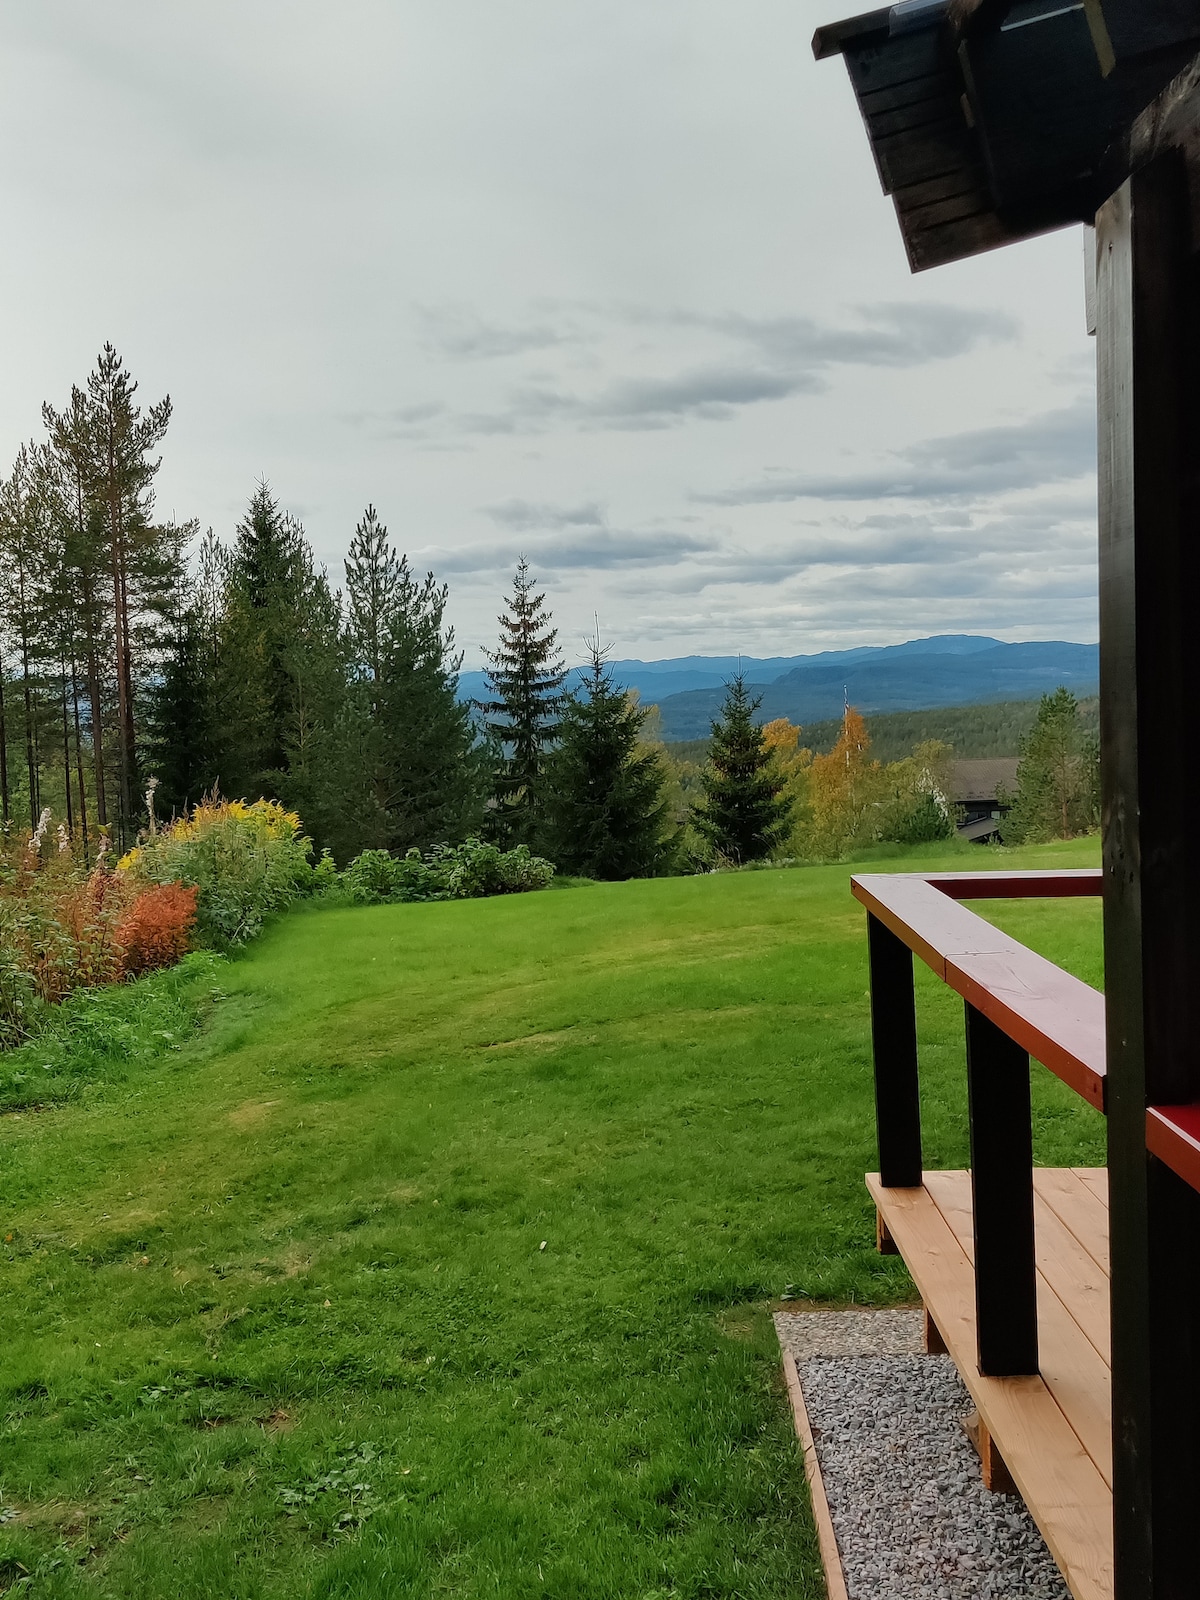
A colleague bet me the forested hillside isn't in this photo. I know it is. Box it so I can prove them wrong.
[654,644,1099,739]
[663,696,1099,767]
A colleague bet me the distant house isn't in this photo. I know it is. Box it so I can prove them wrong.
[948,759,1018,843]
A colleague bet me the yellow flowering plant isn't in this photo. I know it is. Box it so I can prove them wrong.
[122,796,333,947]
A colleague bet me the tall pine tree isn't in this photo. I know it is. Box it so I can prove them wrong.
[481,560,565,845]
[542,642,675,879]
[692,673,791,864]
[324,507,481,860]
[219,482,343,805]
[1004,687,1098,842]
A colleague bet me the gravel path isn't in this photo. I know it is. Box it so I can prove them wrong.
[775,1312,1070,1600]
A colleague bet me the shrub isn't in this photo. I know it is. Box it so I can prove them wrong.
[0,950,227,1110]
[117,884,199,977]
[431,838,555,898]
[0,855,130,1044]
[341,838,554,905]
[123,798,333,947]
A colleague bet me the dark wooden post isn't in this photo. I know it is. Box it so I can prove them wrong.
[964,1002,1038,1375]
[1097,143,1200,1599]
[867,914,922,1187]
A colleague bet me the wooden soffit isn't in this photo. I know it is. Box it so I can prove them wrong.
[813,0,1200,271]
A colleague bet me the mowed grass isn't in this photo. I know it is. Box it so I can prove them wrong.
[1,838,1103,1598]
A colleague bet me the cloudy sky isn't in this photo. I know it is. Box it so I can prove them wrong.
[0,0,1098,669]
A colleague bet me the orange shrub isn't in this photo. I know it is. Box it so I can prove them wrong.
[116,884,199,978]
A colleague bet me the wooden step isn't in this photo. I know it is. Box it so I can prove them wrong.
[868,1169,1113,1600]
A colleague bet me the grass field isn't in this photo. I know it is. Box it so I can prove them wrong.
[1,838,1103,1598]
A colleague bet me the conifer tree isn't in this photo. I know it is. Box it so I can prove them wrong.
[84,346,174,841]
[481,560,565,844]
[145,530,220,819]
[220,483,342,801]
[691,673,791,863]
[326,508,481,859]
[542,642,675,879]
[1004,687,1098,842]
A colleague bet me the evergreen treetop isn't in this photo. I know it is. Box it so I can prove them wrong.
[542,642,674,880]
[481,559,565,838]
[692,673,791,864]
[1004,686,1099,842]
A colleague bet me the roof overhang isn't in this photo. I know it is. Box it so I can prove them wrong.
[813,0,1200,271]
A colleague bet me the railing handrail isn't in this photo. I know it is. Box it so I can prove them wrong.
[851,870,1107,1110]
[853,865,1200,1199]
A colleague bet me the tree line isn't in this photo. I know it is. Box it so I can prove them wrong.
[0,346,1095,877]
[0,348,678,873]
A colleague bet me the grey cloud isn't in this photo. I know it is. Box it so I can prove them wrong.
[425,301,1022,436]
[707,302,1018,368]
[414,525,719,577]
[703,402,1096,505]
[419,306,583,361]
[487,499,608,531]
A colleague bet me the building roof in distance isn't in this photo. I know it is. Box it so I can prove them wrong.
[949,757,1019,803]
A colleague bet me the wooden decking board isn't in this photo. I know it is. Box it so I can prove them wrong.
[1034,1169,1110,1279]
[1074,1167,1110,1207]
[868,1171,1114,1600]
[922,1172,1113,1486]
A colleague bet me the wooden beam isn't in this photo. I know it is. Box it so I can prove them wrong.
[1084,1,1200,77]
[1096,133,1200,1597]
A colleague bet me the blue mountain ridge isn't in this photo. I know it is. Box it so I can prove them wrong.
[456,634,1008,708]
[651,640,1099,741]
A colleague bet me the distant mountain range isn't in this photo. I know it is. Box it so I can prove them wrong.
[458,634,1100,743]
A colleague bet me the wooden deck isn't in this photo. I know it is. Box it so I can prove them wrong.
[869,1168,1113,1600]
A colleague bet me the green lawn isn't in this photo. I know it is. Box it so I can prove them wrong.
[1,838,1103,1597]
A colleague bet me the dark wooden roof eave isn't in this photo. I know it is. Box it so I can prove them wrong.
[812,0,1200,272]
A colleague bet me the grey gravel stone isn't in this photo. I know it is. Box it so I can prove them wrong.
[775,1307,924,1360]
[776,1313,1070,1600]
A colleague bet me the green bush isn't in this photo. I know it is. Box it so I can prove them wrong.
[341,838,554,904]
[0,950,227,1109]
[123,799,335,947]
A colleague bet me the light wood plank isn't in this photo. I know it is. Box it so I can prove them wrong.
[1073,1167,1110,1207]
[782,1351,850,1600]
[923,1172,1113,1487]
[868,1174,1114,1600]
[1036,1169,1110,1278]
[1032,1196,1111,1364]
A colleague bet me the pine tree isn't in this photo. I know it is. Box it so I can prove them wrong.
[481,560,565,844]
[84,346,174,843]
[1004,687,1098,842]
[691,674,791,864]
[219,483,343,801]
[542,642,675,879]
[325,508,481,859]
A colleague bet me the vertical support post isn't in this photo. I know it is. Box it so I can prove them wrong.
[866,914,922,1188]
[964,1003,1038,1376]
[1097,151,1200,1599]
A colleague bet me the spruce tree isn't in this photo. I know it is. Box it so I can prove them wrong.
[692,673,791,864]
[1004,687,1098,842]
[320,507,481,860]
[481,560,565,844]
[146,527,223,820]
[219,483,344,803]
[542,642,675,879]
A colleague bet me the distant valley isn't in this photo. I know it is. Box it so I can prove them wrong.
[459,634,1100,743]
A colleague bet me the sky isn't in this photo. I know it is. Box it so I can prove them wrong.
[0,0,1099,670]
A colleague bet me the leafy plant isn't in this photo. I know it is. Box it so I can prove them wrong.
[0,949,226,1109]
[117,884,200,976]
[278,1443,381,1533]
[340,838,554,904]
[122,797,333,946]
